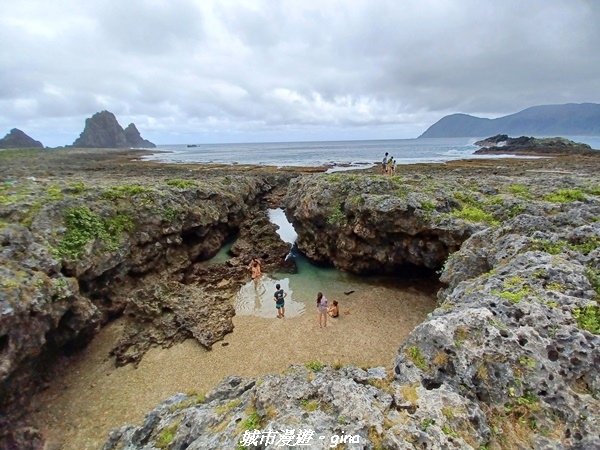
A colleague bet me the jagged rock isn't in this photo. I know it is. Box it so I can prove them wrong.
[230,209,294,272]
[0,226,101,426]
[103,366,395,450]
[0,128,43,148]
[110,282,236,366]
[284,174,475,273]
[72,111,155,148]
[123,123,156,148]
[105,168,599,449]
[474,135,596,155]
[394,208,600,448]
[0,175,272,445]
[73,111,128,148]
[2,149,600,449]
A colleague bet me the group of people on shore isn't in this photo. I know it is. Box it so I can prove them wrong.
[247,257,339,326]
[381,152,396,176]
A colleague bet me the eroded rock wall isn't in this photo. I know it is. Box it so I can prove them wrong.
[285,174,478,273]
[105,171,599,449]
[0,175,274,441]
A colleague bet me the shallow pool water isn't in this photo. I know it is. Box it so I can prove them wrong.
[233,208,435,318]
[234,276,306,318]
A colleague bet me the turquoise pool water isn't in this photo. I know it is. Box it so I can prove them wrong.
[211,208,438,318]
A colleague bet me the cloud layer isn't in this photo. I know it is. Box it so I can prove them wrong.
[1,0,599,146]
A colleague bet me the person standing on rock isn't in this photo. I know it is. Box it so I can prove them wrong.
[387,156,395,176]
[316,292,328,328]
[274,283,287,318]
[381,152,389,174]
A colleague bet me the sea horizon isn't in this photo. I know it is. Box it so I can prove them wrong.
[143,135,600,168]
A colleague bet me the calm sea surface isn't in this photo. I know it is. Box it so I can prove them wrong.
[143,136,600,168]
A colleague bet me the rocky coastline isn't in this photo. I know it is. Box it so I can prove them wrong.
[0,147,598,449]
[474,135,597,156]
[0,148,299,447]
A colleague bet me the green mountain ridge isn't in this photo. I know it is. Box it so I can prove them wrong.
[419,103,600,138]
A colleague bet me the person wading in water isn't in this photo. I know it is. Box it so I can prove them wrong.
[248,257,262,285]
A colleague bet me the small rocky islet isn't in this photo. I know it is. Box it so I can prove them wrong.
[0,142,598,449]
[0,109,156,150]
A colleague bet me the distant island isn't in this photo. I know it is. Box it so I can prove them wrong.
[0,128,44,149]
[72,110,156,148]
[419,103,600,138]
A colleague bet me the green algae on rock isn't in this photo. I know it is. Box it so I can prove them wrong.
[105,163,599,450]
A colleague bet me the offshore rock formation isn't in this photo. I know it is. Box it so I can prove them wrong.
[124,123,156,149]
[106,169,599,449]
[474,135,596,156]
[72,110,156,148]
[0,128,43,148]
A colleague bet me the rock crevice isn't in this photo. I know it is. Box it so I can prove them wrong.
[106,168,599,449]
[0,174,292,444]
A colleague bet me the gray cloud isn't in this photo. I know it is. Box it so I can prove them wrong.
[0,0,599,146]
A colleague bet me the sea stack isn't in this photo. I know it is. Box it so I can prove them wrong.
[123,123,156,148]
[0,128,44,148]
[72,111,156,148]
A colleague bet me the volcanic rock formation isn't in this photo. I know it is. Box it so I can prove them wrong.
[105,170,600,450]
[123,123,156,148]
[0,174,284,446]
[0,128,43,149]
[474,135,596,156]
[72,111,156,148]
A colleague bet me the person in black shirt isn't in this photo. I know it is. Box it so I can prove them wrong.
[273,283,287,318]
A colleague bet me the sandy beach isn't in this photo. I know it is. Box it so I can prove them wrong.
[30,279,437,450]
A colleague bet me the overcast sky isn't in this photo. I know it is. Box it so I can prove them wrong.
[1,0,598,146]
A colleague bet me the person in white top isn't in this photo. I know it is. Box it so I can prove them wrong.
[316,292,328,328]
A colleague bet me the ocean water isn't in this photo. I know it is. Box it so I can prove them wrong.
[142,136,600,168]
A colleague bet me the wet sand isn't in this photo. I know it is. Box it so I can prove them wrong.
[30,280,437,450]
